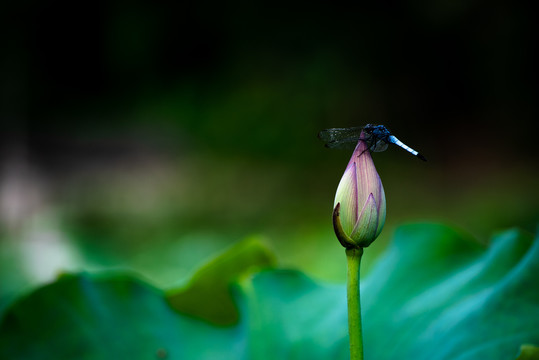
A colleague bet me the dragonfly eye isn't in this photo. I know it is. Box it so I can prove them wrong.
[363,124,374,133]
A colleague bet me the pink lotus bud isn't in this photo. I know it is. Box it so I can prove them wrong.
[333,133,386,248]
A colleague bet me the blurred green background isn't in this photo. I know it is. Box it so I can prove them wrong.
[1,0,537,309]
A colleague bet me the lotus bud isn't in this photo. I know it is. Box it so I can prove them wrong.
[333,132,386,248]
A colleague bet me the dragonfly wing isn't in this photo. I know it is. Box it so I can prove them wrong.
[318,127,363,142]
[324,138,360,149]
[371,139,389,152]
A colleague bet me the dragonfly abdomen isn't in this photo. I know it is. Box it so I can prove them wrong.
[389,135,426,161]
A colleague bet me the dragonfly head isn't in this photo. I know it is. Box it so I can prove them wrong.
[363,124,376,134]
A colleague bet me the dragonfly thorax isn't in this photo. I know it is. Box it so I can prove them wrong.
[363,124,391,142]
[363,124,392,152]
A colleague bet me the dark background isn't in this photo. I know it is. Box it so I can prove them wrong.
[1,1,537,304]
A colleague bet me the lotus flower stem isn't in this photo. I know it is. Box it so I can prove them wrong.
[346,247,364,360]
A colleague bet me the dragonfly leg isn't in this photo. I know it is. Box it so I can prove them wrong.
[357,139,372,158]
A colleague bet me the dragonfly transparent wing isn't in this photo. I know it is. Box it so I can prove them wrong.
[318,127,364,149]
[318,127,363,142]
[370,139,389,152]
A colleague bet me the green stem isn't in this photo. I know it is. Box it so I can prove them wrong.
[346,247,364,360]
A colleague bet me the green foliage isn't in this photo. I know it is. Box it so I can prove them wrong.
[361,224,538,360]
[166,237,276,325]
[516,345,539,360]
[1,224,538,360]
[0,273,240,360]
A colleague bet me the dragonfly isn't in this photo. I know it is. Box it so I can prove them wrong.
[318,124,427,161]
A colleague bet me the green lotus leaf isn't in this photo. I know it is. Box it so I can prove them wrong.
[1,224,537,360]
[166,237,276,325]
[515,345,539,360]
